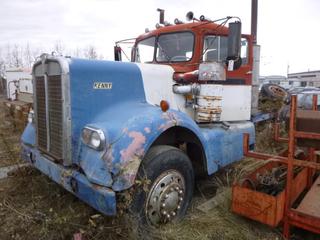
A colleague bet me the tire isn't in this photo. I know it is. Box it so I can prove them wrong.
[261,84,289,102]
[130,145,194,226]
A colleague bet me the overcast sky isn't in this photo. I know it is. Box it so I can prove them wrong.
[0,0,319,76]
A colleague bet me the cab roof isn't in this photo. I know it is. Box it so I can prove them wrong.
[136,21,230,42]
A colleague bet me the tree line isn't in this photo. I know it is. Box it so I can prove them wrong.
[0,41,104,71]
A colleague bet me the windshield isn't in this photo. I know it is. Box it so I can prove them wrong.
[156,32,194,62]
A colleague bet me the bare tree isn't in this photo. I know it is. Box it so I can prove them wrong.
[11,44,23,68]
[53,40,65,55]
[83,45,98,59]
[5,44,12,67]
[0,47,5,74]
[72,47,83,58]
[24,43,34,68]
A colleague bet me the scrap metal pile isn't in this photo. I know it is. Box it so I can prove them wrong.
[253,166,302,196]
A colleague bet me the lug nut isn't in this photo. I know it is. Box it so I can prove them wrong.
[172,212,176,216]
[179,197,183,201]
[162,210,167,215]
[179,190,183,194]
[175,187,179,191]
[162,203,166,207]
[165,194,169,198]
[167,214,171,218]
[177,205,181,210]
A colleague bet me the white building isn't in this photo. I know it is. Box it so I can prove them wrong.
[259,75,290,88]
[288,70,320,88]
[3,68,32,102]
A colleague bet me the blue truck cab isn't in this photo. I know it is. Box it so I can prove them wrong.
[21,14,257,225]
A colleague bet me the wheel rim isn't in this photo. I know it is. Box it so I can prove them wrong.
[145,170,186,225]
[268,85,287,98]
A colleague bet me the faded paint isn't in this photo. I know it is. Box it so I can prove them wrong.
[102,146,114,171]
[158,112,180,131]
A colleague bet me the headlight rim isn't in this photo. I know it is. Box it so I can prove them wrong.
[81,126,106,151]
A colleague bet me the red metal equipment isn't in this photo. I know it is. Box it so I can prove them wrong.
[232,94,320,239]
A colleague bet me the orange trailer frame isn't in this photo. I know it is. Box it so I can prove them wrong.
[233,94,320,239]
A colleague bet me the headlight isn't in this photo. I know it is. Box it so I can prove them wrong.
[81,127,106,151]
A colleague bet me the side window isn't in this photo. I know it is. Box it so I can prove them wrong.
[203,36,249,65]
[134,37,155,63]
[202,36,228,62]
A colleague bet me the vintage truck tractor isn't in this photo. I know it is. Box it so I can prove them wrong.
[21,7,260,226]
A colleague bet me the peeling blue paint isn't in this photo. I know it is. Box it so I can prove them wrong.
[21,143,116,215]
[21,122,35,146]
[200,122,255,174]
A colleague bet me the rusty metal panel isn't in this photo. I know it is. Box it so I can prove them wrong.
[296,110,320,148]
[296,110,320,133]
[232,162,308,227]
[297,176,320,218]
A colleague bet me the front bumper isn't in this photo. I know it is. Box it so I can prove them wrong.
[21,143,116,216]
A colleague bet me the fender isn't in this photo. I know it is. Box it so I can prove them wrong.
[78,101,208,192]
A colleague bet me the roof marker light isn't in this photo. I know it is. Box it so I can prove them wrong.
[174,18,184,24]
[155,23,162,29]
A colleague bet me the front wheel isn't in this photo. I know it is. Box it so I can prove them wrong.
[130,145,194,226]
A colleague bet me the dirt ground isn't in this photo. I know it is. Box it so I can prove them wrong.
[0,96,318,240]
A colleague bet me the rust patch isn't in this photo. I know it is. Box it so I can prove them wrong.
[158,112,180,131]
[144,127,151,134]
[117,131,147,185]
[120,131,146,162]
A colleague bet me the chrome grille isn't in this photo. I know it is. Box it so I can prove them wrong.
[35,74,63,160]
[35,76,47,151]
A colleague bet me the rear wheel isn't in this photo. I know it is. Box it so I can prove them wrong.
[130,145,194,226]
[261,83,289,101]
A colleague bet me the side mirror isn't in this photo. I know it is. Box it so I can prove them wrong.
[114,45,122,61]
[227,21,242,71]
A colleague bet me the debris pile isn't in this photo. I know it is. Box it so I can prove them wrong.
[254,166,302,196]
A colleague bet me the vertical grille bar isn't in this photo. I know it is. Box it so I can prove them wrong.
[35,76,47,151]
[48,75,63,160]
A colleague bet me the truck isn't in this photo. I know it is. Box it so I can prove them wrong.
[21,4,260,226]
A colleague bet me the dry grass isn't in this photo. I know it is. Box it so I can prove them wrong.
[0,167,140,240]
[0,97,24,167]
